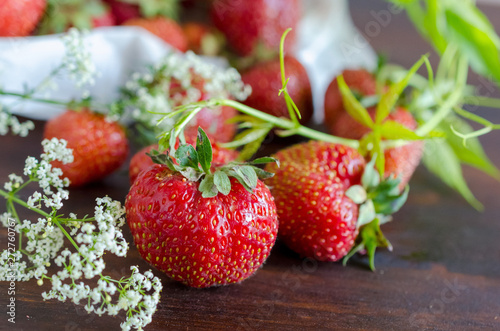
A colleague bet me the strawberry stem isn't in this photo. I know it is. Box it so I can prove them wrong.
[211,98,360,149]
[279,28,301,125]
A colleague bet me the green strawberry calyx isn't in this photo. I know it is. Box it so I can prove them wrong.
[38,0,109,34]
[343,155,409,271]
[147,127,278,198]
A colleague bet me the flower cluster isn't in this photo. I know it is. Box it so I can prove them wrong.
[61,28,98,90]
[0,106,35,137]
[117,50,251,139]
[0,139,162,330]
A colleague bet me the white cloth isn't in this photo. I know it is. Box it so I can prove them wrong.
[0,0,375,123]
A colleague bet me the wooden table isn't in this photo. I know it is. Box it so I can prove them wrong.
[2,1,500,330]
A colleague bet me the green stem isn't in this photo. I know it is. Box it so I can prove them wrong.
[462,95,500,109]
[58,217,96,223]
[53,221,80,252]
[416,87,463,136]
[0,91,69,107]
[213,99,360,149]
[0,189,52,219]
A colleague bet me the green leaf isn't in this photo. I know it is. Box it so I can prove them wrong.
[362,155,381,189]
[373,139,386,178]
[179,167,203,182]
[444,116,500,179]
[234,166,258,191]
[404,1,431,47]
[196,127,213,174]
[376,55,427,124]
[251,166,275,180]
[146,150,176,171]
[250,157,279,166]
[199,174,217,198]
[360,218,392,271]
[372,182,409,215]
[423,139,483,210]
[168,128,176,153]
[214,170,231,196]
[444,6,500,84]
[422,0,448,53]
[175,145,199,169]
[357,200,376,228]
[345,185,367,204]
[380,120,424,140]
[237,127,272,161]
[337,75,374,129]
[343,218,392,271]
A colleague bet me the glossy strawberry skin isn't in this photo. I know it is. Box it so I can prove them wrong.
[241,56,313,125]
[129,142,239,184]
[324,69,377,131]
[331,107,424,189]
[0,0,46,37]
[210,0,300,56]
[44,110,129,186]
[123,17,188,52]
[126,165,278,288]
[265,141,365,261]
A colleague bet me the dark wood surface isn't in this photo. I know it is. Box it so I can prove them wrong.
[2,1,500,330]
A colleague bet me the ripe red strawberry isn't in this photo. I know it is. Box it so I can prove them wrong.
[330,107,424,189]
[123,17,188,52]
[211,0,300,56]
[241,56,313,125]
[0,0,46,37]
[265,140,408,269]
[324,69,377,130]
[125,129,278,288]
[129,142,239,184]
[265,141,365,261]
[44,109,129,186]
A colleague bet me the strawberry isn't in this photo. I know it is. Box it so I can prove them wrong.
[123,17,188,52]
[211,0,300,57]
[103,0,141,24]
[0,0,47,37]
[37,0,115,34]
[43,109,129,186]
[265,140,408,269]
[265,141,365,261]
[241,56,313,125]
[330,107,424,189]
[129,141,239,184]
[182,22,224,56]
[324,68,424,189]
[104,0,179,24]
[125,128,278,288]
[324,69,377,131]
